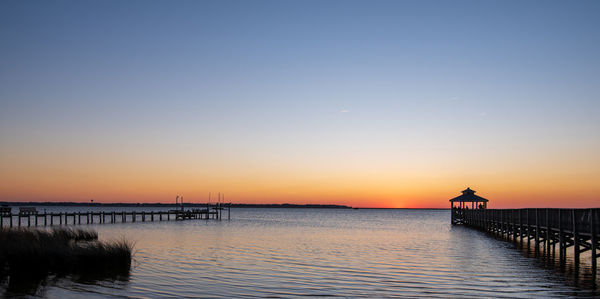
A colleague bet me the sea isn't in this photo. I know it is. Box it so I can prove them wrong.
[1,207,598,298]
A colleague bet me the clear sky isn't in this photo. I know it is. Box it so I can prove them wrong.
[1,0,599,208]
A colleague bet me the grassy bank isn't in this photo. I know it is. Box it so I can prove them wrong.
[0,227,133,293]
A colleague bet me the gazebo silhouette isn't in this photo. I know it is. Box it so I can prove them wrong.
[450,187,488,225]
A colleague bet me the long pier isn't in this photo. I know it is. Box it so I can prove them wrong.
[454,208,599,274]
[0,203,232,228]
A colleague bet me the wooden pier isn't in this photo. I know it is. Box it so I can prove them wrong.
[0,203,232,228]
[449,188,599,276]
[454,208,600,274]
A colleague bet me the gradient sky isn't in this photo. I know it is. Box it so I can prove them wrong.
[1,0,599,208]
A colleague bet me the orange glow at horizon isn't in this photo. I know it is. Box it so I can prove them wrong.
[1,126,599,208]
[1,151,598,208]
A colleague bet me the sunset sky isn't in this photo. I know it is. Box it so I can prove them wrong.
[1,1,599,208]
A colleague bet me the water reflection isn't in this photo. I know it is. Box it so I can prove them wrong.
[1,208,598,297]
[0,227,132,297]
[1,262,130,297]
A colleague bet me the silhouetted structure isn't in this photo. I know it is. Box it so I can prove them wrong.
[450,187,488,225]
[449,188,599,278]
[0,203,231,228]
[459,208,599,278]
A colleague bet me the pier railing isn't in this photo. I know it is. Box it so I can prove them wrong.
[453,208,599,274]
[0,203,232,228]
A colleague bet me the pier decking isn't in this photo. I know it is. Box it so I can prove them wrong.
[0,203,232,228]
[454,208,600,273]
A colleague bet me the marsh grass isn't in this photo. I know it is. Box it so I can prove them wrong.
[0,227,133,294]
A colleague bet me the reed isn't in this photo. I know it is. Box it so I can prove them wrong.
[0,227,132,281]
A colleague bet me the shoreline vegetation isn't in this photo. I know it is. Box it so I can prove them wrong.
[0,227,133,295]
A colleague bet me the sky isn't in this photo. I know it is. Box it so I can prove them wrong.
[1,0,599,208]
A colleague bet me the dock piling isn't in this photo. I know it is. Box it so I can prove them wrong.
[457,208,598,279]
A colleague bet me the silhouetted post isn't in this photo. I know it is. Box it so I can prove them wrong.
[499,210,503,238]
[591,209,597,275]
[228,203,231,220]
[546,209,551,260]
[133,211,136,222]
[519,209,523,244]
[535,209,540,253]
[559,209,565,263]
[526,209,530,248]
[513,210,517,243]
[572,209,580,270]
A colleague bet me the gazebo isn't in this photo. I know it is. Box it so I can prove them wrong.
[450,188,488,225]
[450,187,488,210]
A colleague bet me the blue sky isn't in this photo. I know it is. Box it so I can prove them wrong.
[1,0,599,206]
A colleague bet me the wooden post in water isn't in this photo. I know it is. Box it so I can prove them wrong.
[526,209,530,248]
[513,210,517,243]
[559,209,565,263]
[535,209,540,253]
[519,209,523,244]
[546,209,551,261]
[572,209,580,270]
[591,209,597,275]
[500,210,503,239]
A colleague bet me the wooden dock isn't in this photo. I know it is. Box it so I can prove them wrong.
[454,208,599,274]
[0,203,232,228]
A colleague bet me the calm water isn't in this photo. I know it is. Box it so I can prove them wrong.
[2,208,599,298]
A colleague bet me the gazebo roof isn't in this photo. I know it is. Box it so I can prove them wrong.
[449,187,489,202]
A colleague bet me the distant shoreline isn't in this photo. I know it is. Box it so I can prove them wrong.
[0,202,352,209]
[0,202,448,209]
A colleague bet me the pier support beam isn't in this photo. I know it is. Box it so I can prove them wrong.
[591,209,597,275]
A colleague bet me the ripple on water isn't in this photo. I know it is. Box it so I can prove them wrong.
[6,209,598,298]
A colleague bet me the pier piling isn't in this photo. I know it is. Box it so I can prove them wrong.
[455,208,599,277]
